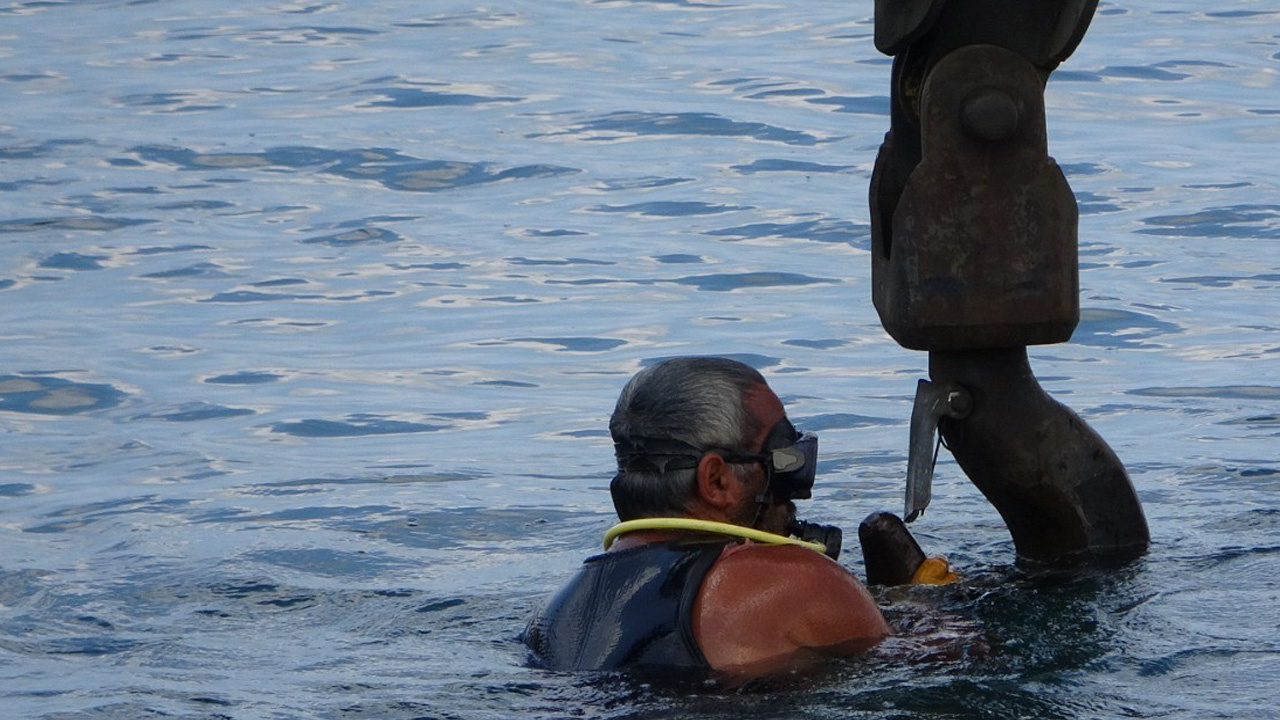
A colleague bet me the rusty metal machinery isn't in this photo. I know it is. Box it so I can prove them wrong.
[868,0,1150,565]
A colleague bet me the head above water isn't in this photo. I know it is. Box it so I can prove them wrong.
[608,357,817,525]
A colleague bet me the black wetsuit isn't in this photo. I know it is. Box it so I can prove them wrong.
[523,540,729,672]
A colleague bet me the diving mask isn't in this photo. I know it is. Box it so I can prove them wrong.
[614,419,819,501]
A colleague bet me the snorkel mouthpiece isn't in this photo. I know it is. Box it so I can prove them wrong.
[787,519,842,560]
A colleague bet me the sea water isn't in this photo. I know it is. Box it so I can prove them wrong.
[1,1,1278,718]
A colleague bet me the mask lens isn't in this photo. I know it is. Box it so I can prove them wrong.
[768,431,817,500]
[772,446,805,473]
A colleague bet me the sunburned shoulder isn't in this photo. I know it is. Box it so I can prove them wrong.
[712,542,870,595]
[694,542,891,678]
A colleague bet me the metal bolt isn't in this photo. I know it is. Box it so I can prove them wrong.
[960,87,1019,142]
[946,386,973,418]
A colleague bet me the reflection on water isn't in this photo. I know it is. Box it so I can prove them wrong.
[132,144,581,193]
[537,110,832,145]
[2,0,1279,717]
[0,376,127,415]
[1140,204,1280,239]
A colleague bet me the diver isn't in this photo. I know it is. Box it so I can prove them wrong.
[523,356,950,680]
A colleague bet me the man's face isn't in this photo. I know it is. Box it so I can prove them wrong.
[735,384,798,534]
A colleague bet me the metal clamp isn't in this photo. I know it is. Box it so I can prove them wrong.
[905,379,971,522]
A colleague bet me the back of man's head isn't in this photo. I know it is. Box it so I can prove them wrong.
[608,357,767,521]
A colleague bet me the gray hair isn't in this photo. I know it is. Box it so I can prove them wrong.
[608,357,767,520]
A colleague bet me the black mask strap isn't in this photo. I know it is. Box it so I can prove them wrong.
[613,436,705,475]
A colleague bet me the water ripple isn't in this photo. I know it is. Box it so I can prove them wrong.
[114,90,228,114]
[589,176,692,193]
[130,145,579,193]
[670,271,838,292]
[302,227,402,246]
[641,353,781,369]
[471,379,539,388]
[1129,385,1280,401]
[379,507,581,551]
[1219,415,1280,430]
[1,70,61,83]
[1160,273,1280,289]
[534,111,828,146]
[1138,204,1280,239]
[705,218,869,247]
[0,139,91,159]
[202,289,325,303]
[31,637,145,657]
[25,496,190,534]
[488,337,628,353]
[269,415,450,438]
[354,78,522,109]
[139,261,234,280]
[797,413,896,431]
[395,9,524,29]
[1075,191,1124,214]
[588,201,749,217]
[1061,162,1111,177]
[806,94,891,115]
[782,338,847,349]
[237,25,383,46]
[0,376,126,415]
[201,288,394,303]
[133,403,256,423]
[204,371,284,385]
[0,216,153,233]
[1100,64,1194,81]
[653,253,704,264]
[254,471,485,495]
[732,159,855,175]
[38,252,109,271]
[506,257,614,267]
[1073,307,1182,348]
[243,548,415,579]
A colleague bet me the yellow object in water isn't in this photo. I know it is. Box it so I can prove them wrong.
[911,554,960,584]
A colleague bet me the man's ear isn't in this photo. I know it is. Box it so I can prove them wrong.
[695,452,739,510]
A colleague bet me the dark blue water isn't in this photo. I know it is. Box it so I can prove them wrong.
[2,1,1278,717]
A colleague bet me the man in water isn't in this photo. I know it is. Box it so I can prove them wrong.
[523,356,897,679]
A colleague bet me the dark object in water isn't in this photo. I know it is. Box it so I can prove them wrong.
[859,511,928,586]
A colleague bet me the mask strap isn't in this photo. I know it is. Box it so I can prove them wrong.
[749,493,769,528]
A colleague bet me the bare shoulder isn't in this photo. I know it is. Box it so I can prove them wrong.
[695,543,890,666]
[711,543,879,606]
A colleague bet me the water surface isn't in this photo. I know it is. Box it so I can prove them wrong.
[2,1,1278,717]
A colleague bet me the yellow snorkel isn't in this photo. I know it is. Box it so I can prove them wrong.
[603,517,828,554]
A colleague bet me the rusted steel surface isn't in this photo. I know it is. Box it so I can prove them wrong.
[870,0,1099,352]
[867,0,1150,567]
[930,349,1150,565]
[873,44,1078,351]
[873,0,1098,66]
